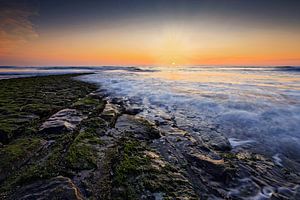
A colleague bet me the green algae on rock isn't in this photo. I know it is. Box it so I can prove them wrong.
[0,74,98,198]
[0,74,97,143]
[66,130,103,170]
[0,138,46,182]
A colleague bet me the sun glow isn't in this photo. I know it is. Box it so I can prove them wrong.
[1,17,300,66]
[148,25,198,66]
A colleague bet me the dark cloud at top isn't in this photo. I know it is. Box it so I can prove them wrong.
[1,0,300,31]
[38,0,300,28]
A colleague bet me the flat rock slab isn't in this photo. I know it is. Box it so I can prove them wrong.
[39,109,85,134]
[100,102,122,125]
[11,176,84,200]
[198,131,232,151]
[114,114,160,140]
[187,152,225,174]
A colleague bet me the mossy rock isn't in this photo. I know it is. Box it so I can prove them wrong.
[0,138,45,181]
[73,96,99,107]
[112,139,148,199]
[112,138,198,199]
[20,104,56,117]
[3,133,74,190]
[72,96,105,114]
[114,140,150,185]
[65,131,103,170]
[222,152,237,160]
[0,74,97,143]
[82,117,108,134]
[0,124,19,144]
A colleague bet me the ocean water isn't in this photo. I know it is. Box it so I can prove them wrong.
[78,66,300,171]
[1,66,300,170]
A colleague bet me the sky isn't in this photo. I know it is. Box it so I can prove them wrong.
[0,0,300,66]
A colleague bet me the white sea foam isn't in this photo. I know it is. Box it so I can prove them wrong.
[272,153,283,167]
[229,138,255,147]
[78,66,300,167]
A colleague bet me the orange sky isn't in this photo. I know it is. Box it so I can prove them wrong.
[1,2,300,66]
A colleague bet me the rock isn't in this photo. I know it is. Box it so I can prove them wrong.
[187,152,224,169]
[115,115,161,140]
[186,152,235,183]
[0,138,46,182]
[0,133,8,145]
[39,109,84,134]
[100,102,121,125]
[124,107,142,115]
[197,131,232,151]
[0,142,3,148]
[87,92,103,100]
[11,176,84,200]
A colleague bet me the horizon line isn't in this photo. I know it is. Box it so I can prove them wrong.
[0,65,299,68]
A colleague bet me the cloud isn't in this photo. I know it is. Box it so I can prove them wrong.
[0,1,38,55]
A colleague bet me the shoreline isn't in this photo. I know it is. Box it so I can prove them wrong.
[0,74,299,199]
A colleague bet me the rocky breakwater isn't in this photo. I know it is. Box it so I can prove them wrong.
[0,74,299,199]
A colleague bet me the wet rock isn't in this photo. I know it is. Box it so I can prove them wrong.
[11,176,84,200]
[124,107,142,115]
[144,150,167,170]
[0,132,9,145]
[100,102,121,125]
[236,151,270,164]
[0,138,46,182]
[39,109,84,134]
[115,115,161,140]
[87,92,104,100]
[198,131,232,151]
[72,95,104,115]
[111,138,198,199]
[186,152,234,183]
[65,130,103,170]
[187,152,223,168]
